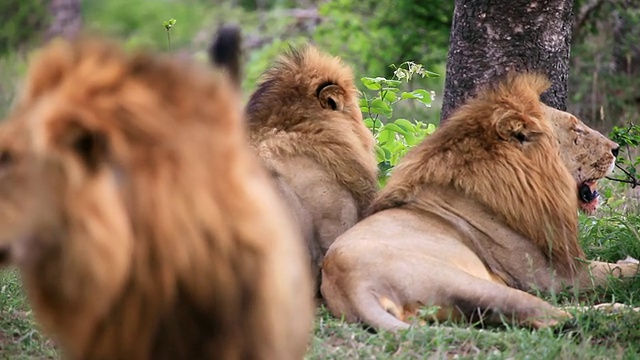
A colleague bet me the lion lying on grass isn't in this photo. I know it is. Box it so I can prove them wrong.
[245,47,378,288]
[0,36,313,359]
[321,73,638,330]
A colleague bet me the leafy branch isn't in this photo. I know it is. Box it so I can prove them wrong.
[359,61,439,186]
[607,123,640,188]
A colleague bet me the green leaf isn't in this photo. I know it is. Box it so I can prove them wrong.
[374,145,387,163]
[381,87,400,93]
[425,123,437,135]
[377,129,391,144]
[423,70,440,78]
[384,123,409,136]
[384,80,402,87]
[404,132,419,146]
[393,118,416,133]
[411,89,435,106]
[363,118,374,129]
[381,146,392,160]
[163,18,177,30]
[401,91,417,100]
[381,91,397,102]
[361,77,382,90]
[371,118,384,131]
[369,98,392,118]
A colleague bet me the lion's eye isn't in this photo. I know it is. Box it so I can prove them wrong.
[0,150,12,167]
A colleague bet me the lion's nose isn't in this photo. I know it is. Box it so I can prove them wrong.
[612,146,620,158]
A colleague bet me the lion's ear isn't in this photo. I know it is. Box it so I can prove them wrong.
[208,24,242,89]
[318,84,345,111]
[54,118,108,173]
[495,113,535,144]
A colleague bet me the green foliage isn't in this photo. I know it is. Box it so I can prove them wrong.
[315,0,452,78]
[242,36,310,95]
[81,0,216,50]
[569,1,640,130]
[0,0,47,55]
[314,0,449,124]
[0,51,28,118]
[234,0,299,11]
[360,62,439,186]
[608,123,640,189]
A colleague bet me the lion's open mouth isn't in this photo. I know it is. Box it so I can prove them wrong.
[578,180,599,214]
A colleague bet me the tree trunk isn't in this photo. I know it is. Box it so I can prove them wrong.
[441,0,574,122]
[47,0,82,41]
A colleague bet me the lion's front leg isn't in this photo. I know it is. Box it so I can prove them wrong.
[582,259,639,288]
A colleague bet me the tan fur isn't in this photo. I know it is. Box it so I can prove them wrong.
[246,46,378,287]
[545,104,619,214]
[0,38,313,359]
[321,73,639,331]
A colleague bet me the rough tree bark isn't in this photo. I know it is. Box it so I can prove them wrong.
[441,0,574,122]
[46,0,82,40]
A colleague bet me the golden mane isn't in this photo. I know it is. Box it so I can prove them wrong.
[5,38,312,359]
[246,45,377,214]
[371,73,583,275]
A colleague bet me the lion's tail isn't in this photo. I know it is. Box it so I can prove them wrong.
[350,288,410,332]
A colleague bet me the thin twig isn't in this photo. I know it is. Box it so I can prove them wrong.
[606,163,639,188]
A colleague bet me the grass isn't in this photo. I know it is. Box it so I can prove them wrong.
[0,207,639,359]
[0,270,57,359]
[309,306,640,359]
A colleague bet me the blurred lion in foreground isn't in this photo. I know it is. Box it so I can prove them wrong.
[0,34,313,359]
[322,73,638,331]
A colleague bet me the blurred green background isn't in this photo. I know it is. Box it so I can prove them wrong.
[0,0,638,132]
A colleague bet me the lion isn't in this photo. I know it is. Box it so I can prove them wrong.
[320,73,639,331]
[545,104,620,214]
[244,46,378,289]
[0,36,313,359]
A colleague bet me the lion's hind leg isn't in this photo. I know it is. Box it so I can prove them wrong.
[442,279,572,329]
[409,272,573,329]
[329,273,572,331]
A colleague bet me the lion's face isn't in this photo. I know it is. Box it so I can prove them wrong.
[543,105,619,214]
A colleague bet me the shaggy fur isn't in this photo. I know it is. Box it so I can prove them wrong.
[321,73,638,331]
[0,37,313,359]
[371,74,581,274]
[246,46,378,288]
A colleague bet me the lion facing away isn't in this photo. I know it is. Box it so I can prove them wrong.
[245,46,378,289]
[0,37,313,359]
[321,73,638,330]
